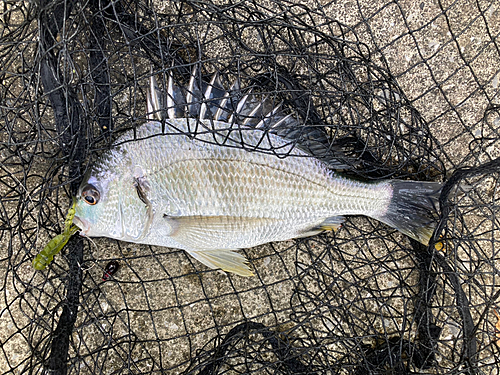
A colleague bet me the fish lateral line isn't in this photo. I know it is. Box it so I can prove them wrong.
[140,153,340,194]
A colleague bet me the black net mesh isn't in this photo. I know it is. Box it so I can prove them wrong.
[1,0,500,374]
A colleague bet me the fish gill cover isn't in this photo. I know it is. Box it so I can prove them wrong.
[0,0,499,374]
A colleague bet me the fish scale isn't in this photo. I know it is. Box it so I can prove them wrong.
[73,71,442,276]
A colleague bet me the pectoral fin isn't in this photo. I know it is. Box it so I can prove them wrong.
[163,215,271,276]
[318,215,344,232]
[164,214,279,249]
[186,249,254,276]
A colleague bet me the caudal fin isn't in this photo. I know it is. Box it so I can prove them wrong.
[375,180,442,245]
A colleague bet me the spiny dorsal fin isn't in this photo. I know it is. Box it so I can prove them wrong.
[148,68,354,169]
[167,69,176,120]
[242,95,267,126]
[199,72,218,119]
[147,74,161,121]
[255,101,283,128]
[227,93,250,124]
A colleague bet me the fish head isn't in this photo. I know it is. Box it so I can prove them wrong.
[74,151,153,242]
[73,170,124,238]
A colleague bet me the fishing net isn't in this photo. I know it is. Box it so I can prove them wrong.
[1,0,500,373]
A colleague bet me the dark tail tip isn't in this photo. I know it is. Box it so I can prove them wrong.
[376,180,442,245]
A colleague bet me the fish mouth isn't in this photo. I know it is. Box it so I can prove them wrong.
[73,216,90,235]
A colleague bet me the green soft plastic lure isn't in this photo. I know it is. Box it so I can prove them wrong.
[33,197,80,270]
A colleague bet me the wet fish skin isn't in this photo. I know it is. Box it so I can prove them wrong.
[73,72,441,276]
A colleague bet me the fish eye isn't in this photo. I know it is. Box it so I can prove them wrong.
[82,184,100,205]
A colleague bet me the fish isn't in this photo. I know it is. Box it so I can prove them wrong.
[73,68,442,276]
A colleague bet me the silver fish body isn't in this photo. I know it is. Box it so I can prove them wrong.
[74,72,441,276]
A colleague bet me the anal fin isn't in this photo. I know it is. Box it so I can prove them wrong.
[318,215,344,232]
[296,216,345,238]
[295,216,344,239]
[186,249,254,277]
